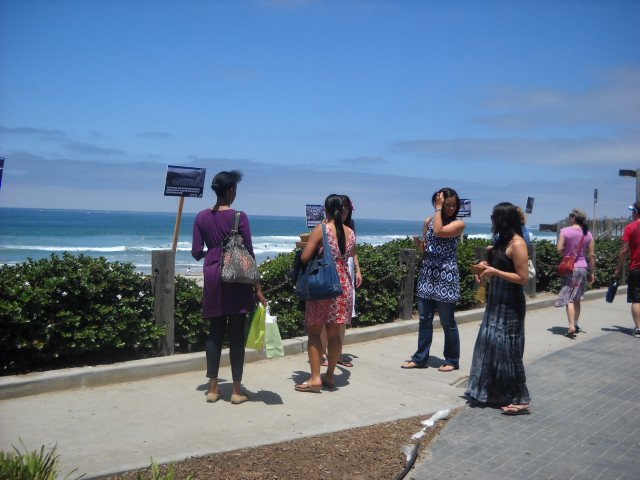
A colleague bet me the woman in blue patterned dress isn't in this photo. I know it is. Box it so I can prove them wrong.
[402,188,465,372]
[466,202,530,415]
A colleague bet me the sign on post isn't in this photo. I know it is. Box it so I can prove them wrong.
[164,165,206,198]
[306,204,325,228]
[457,198,471,218]
[525,197,534,214]
[0,158,4,189]
[163,165,206,251]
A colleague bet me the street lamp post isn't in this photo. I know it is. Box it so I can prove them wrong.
[618,168,640,203]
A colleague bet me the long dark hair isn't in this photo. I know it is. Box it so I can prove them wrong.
[432,187,460,224]
[341,194,355,231]
[491,202,523,251]
[325,194,346,254]
[211,170,242,197]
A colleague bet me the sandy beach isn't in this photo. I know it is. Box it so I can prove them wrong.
[179,271,204,287]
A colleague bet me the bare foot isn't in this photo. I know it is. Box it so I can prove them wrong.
[438,364,459,372]
[501,404,530,415]
[401,361,425,369]
[321,374,335,389]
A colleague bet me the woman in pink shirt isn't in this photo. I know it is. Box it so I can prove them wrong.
[555,208,595,338]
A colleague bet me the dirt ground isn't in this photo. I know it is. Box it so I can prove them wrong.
[102,412,456,480]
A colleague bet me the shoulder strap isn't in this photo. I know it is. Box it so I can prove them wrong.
[232,211,242,233]
[321,223,329,245]
[574,233,586,258]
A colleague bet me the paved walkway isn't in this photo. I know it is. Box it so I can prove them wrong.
[412,332,640,480]
[0,289,638,479]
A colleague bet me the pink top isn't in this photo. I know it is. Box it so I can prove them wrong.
[560,226,593,269]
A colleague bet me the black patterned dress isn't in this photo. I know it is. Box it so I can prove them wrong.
[416,221,460,303]
[465,249,530,405]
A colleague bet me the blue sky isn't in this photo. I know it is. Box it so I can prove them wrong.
[1,0,639,225]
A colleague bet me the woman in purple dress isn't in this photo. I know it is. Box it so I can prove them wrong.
[191,170,266,405]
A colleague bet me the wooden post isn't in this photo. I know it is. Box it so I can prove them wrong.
[152,250,175,355]
[525,243,537,298]
[172,196,185,252]
[474,246,488,262]
[399,249,418,320]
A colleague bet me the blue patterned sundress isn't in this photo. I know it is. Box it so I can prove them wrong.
[416,221,460,303]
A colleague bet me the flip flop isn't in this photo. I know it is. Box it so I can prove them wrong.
[501,404,531,416]
[438,364,459,372]
[337,360,353,367]
[294,381,322,393]
[401,361,425,369]
[321,355,328,367]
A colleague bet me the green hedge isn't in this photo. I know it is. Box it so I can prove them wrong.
[0,237,624,374]
[0,254,162,374]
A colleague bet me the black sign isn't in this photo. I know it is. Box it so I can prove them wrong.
[525,197,534,214]
[164,165,206,198]
[457,198,471,218]
[306,204,324,228]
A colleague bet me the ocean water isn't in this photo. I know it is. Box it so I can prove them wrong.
[0,208,555,274]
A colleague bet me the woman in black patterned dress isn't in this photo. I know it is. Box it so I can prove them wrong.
[466,202,531,415]
[402,188,465,372]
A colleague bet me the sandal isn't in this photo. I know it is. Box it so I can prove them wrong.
[501,404,530,415]
[337,360,353,367]
[438,364,459,372]
[321,355,328,367]
[401,361,426,369]
[294,381,322,393]
[205,391,223,403]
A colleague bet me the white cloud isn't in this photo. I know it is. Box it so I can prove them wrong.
[1,143,634,224]
[134,131,173,139]
[341,155,387,167]
[62,142,125,156]
[0,125,66,137]
[392,133,640,167]
[476,66,640,130]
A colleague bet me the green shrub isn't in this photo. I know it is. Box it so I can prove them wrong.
[592,238,622,287]
[353,238,414,326]
[456,237,492,310]
[0,441,82,480]
[533,239,562,293]
[532,238,622,294]
[0,254,164,375]
[0,236,625,375]
[173,276,208,353]
[258,252,305,338]
[257,238,417,333]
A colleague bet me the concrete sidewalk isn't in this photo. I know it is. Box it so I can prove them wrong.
[0,289,635,479]
[411,331,640,480]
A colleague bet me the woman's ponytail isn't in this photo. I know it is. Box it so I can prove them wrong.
[325,194,346,254]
